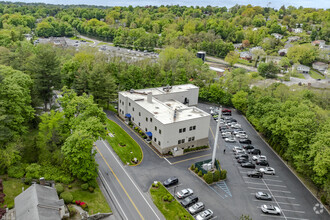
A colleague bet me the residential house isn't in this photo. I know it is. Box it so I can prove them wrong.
[293,64,310,74]
[265,56,282,65]
[278,48,288,56]
[287,36,300,43]
[233,43,243,50]
[311,40,326,46]
[249,46,262,52]
[49,37,67,48]
[292,28,303,34]
[210,66,225,77]
[312,62,328,74]
[319,44,330,51]
[15,183,68,220]
[271,33,283,40]
[240,51,252,60]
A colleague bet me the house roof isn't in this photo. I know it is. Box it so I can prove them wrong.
[15,184,64,220]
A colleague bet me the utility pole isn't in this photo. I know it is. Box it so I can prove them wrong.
[211,105,222,169]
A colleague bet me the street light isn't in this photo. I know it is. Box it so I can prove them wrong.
[211,105,222,169]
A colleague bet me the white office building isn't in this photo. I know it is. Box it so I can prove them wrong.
[118,84,210,154]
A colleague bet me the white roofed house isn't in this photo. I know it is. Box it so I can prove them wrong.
[293,64,310,74]
[118,84,210,155]
[312,62,328,74]
[271,33,283,40]
[292,28,303,34]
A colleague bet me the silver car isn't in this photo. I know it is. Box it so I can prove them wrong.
[196,209,213,220]
[261,204,281,215]
[176,188,193,199]
[188,202,204,214]
[259,167,276,175]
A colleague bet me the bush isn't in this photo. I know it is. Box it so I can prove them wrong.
[88,186,95,192]
[163,195,168,201]
[25,163,41,179]
[81,183,89,190]
[198,170,203,177]
[190,164,195,170]
[220,170,227,180]
[167,194,173,202]
[55,184,64,195]
[88,179,97,188]
[321,194,328,205]
[203,172,214,184]
[184,145,208,153]
[68,185,72,189]
[8,165,25,178]
[194,167,199,173]
[60,192,73,204]
[213,170,220,182]
[24,177,32,185]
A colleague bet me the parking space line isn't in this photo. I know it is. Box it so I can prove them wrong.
[248,187,291,193]
[253,200,300,206]
[208,185,225,199]
[264,179,283,182]
[274,196,295,199]
[245,181,287,188]
[260,214,309,220]
[281,209,305,214]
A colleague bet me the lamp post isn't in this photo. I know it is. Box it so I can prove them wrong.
[211,105,222,169]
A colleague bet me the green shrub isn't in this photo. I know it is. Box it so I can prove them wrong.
[81,183,89,190]
[8,165,25,178]
[194,168,199,174]
[24,177,32,185]
[68,185,72,189]
[220,170,227,180]
[198,170,203,177]
[203,172,213,184]
[88,179,97,188]
[25,163,41,179]
[213,170,220,182]
[88,187,95,192]
[152,183,156,187]
[321,194,328,205]
[60,192,73,204]
[55,183,64,195]
[190,164,195,170]
[163,195,168,201]
[167,194,173,202]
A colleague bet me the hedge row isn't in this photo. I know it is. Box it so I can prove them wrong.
[183,145,209,153]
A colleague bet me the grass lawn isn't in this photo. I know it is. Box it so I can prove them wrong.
[66,181,111,215]
[310,70,326,79]
[150,183,194,220]
[98,42,114,46]
[0,177,29,209]
[291,72,305,79]
[237,59,254,66]
[105,119,143,165]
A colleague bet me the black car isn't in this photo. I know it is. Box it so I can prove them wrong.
[239,139,252,144]
[243,145,254,150]
[247,170,263,178]
[248,149,261,155]
[234,153,249,159]
[181,195,198,208]
[237,157,250,164]
[163,177,178,187]
[256,160,269,166]
[241,162,256,168]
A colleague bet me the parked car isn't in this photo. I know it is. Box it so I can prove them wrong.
[256,159,269,166]
[195,209,213,220]
[243,145,254,150]
[188,202,205,214]
[237,157,250,164]
[236,133,248,139]
[256,192,272,200]
[247,170,263,178]
[261,204,281,215]
[231,123,242,129]
[180,195,198,208]
[248,148,261,155]
[239,139,252,144]
[241,162,256,168]
[252,155,267,161]
[259,167,276,175]
[233,146,243,152]
[225,137,236,142]
[234,153,249,159]
[176,188,193,199]
[163,177,178,187]
[234,149,246,155]
[233,128,244,135]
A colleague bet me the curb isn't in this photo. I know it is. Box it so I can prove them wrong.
[241,113,330,215]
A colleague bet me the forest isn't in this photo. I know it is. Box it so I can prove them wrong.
[0,2,329,206]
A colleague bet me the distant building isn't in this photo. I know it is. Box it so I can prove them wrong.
[233,43,243,50]
[240,51,252,60]
[311,40,326,46]
[313,62,328,74]
[265,56,282,65]
[271,33,283,40]
[15,184,68,220]
[319,45,330,51]
[197,51,206,62]
[210,66,225,77]
[292,28,303,34]
[118,85,210,155]
[293,64,310,74]
[287,36,300,43]
[278,48,288,56]
[284,43,293,49]
[49,37,67,48]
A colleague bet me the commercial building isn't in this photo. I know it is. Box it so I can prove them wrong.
[118,84,210,155]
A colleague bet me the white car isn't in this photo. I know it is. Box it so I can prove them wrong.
[259,167,276,175]
[252,155,267,161]
[188,202,205,214]
[261,204,281,215]
[176,188,193,199]
[225,137,236,142]
[231,123,242,128]
[234,149,246,155]
[233,146,242,152]
[196,209,213,220]
[236,133,248,139]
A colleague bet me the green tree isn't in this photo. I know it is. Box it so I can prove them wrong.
[225,51,240,67]
[258,62,279,78]
[232,91,249,114]
[287,45,318,65]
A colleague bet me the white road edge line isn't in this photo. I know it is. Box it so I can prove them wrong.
[101,140,162,220]
[281,209,305,214]
[99,171,128,220]
[164,157,173,165]
[242,115,330,215]
[262,178,288,220]
[274,196,296,199]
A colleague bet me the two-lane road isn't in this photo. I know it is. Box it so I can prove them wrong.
[95,139,164,220]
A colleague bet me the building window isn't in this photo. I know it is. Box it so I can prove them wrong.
[150,118,152,122]
[122,102,124,105]
[158,141,161,146]
[191,137,195,141]
[120,100,121,103]
[145,128,148,131]
[139,112,141,116]
[193,126,196,130]
[129,102,131,106]
[154,137,157,142]
[182,139,185,143]
[132,117,134,121]
[138,122,140,126]
[133,107,134,111]
[178,140,181,144]
[192,145,194,148]
[183,128,186,132]
[146,117,148,122]
[179,128,182,133]
[155,126,157,131]
[188,137,191,142]
[159,129,161,134]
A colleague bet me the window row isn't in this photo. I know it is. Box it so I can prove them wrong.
[179,125,196,133]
